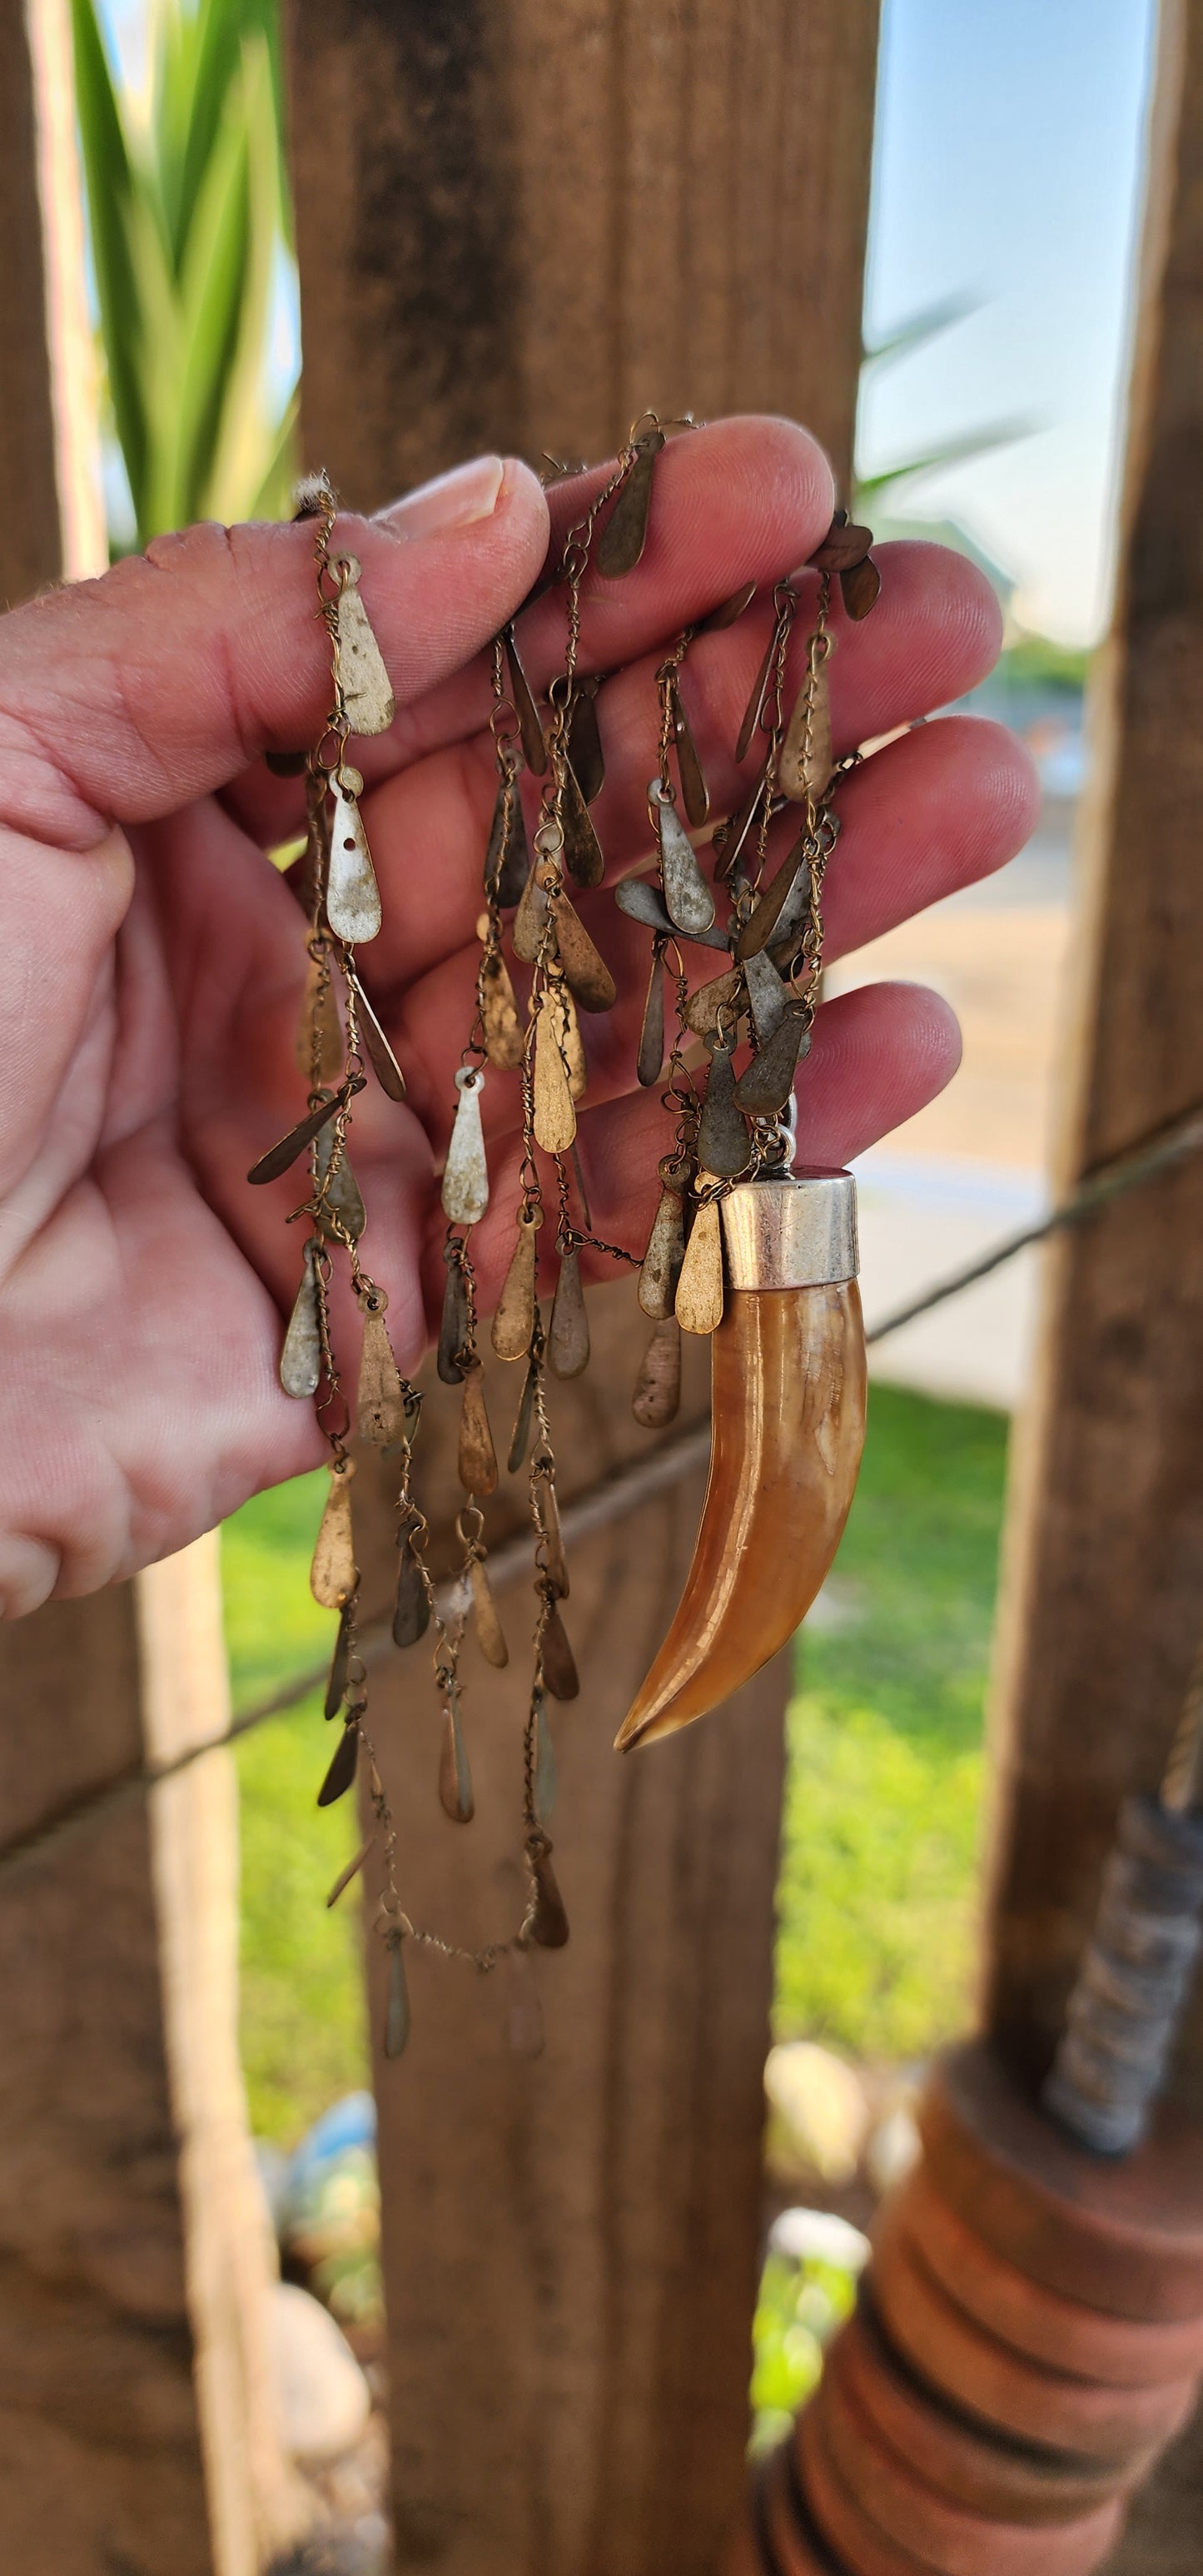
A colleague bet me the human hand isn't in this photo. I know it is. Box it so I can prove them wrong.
[0,418,1036,1614]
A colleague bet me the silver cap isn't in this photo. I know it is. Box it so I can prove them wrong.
[719,1168,858,1290]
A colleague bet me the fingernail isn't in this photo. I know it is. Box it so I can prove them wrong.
[383,455,506,539]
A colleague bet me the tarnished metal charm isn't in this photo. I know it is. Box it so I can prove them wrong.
[485,772,532,909]
[248,1077,357,1186]
[324,1599,355,1719]
[696,1039,749,1177]
[840,554,881,619]
[550,979,588,1100]
[326,1833,374,1910]
[596,427,664,576]
[533,998,576,1153]
[637,942,665,1086]
[736,833,810,960]
[438,1251,470,1384]
[733,1005,812,1114]
[632,1315,683,1428]
[441,1067,489,1226]
[346,967,406,1100]
[674,1193,724,1335]
[567,675,604,803]
[639,1158,690,1319]
[652,783,715,937]
[504,626,548,774]
[296,952,343,1083]
[550,888,615,1012]
[458,1364,498,1494]
[614,873,728,951]
[541,1594,579,1701]
[439,1683,475,1823]
[356,1304,406,1445]
[549,1246,589,1378]
[528,1833,569,1947]
[536,1471,569,1599]
[507,1350,539,1472]
[743,944,788,1048]
[470,1553,509,1668]
[560,758,605,890]
[335,555,395,735]
[683,966,744,1042]
[736,619,781,762]
[478,937,525,1070]
[672,679,710,826]
[780,647,833,806]
[326,771,383,944]
[492,1207,542,1360]
[281,1241,322,1397]
[512,857,550,963]
[315,1114,365,1241]
[311,1463,357,1607]
[318,1715,360,1808]
[698,579,757,634]
[393,1523,430,1648]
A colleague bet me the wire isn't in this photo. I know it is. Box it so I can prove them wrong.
[3,1095,1202,1892]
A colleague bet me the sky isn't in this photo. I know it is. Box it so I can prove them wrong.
[102,0,1156,642]
[860,0,1158,640]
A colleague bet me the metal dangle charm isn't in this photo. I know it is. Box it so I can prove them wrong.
[442,1067,490,1226]
[333,553,395,735]
[326,768,382,943]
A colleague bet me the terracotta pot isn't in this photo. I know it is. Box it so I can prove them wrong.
[799,2395,953,2575]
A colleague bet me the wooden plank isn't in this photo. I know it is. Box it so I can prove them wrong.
[982,3,1203,2563]
[286,7,879,2560]
[0,0,64,602]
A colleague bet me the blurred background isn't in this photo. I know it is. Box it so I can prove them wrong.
[50,0,1161,2545]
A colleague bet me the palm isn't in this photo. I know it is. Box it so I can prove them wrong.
[0,420,1034,1615]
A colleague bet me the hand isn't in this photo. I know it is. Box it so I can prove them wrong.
[0,418,1036,1614]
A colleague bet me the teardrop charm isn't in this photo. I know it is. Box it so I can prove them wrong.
[326,773,383,944]
[248,1079,353,1186]
[281,1241,321,1397]
[470,1553,509,1667]
[335,555,395,734]
[485,772,531,909]
[549,1246,589,1378]
[636,942,665,1087]
[549,978,588,1100]
[296,952,343,1083]
[441,1067,490,1226]
[384,1933,410,2059]
[479,943,525,1069]
[492,1207,542,1360]
[534,1689,557,1821]
[324,1598,355,1719]
[633,1315,683,1427]
[438,1252,470,1384]
[683,966,744,1042]
[536,1472,569,1599]
[357,1305,406,1445]
[743,944,788,1047]
[512,857,550,964]
[503,626,548,774]
[393,1523,430,1649]
[439,1685,475,1824]
[639,1166,688,1320]
[737,833,810,960]
[780,646,833,805]
[566,676,604,803]
[696,1041,749,1178]
[840,554,882,619]
[652,785,715,936]
[596,428,664,576]
[733,1005,812,1113]
[315,1116,365,1241]
[318,1714,360,1808]
[735,619,780,762]
[326,1833,374,1910]
[560,759,605,890]
[346,967,406,1100]
[528,1833,570,1948]
[507,1350,539,1472]
[541,1595,579,1702]
[458,1364,498,1494]
[533,998,576,1153]
[672,679,710,826]
[550,890,615,1012]
[311,1464,357,1608]
[675,1194,724,1335]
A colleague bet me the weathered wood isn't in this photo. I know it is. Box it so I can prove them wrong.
[982,2,1203,2564]
[286,6,879,2561]
[0,0,64,601]
[289,0,878,505]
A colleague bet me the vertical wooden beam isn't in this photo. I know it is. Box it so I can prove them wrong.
[284,7,880,2567]
[0,0,67,601]
[983,2,1203,2561]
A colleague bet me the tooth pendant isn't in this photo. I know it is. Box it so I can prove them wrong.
[442,1067,489,1225]
[326,768,382,943]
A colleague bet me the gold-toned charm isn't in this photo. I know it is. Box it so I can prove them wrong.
[438,1251,470,1383]
[478,935,525,1069]
[356,1304,406,1445]
[296,951,343,1082]
[281,1241,321,1397]
[596,427,664,577]
[326,770,383,943]
[485,773,530,909]
[559,758,605,890]
[550,889,616,1012]
[683,966,744,1042]
[346,966,406,1100]
[548,977,587,1100]
[458,1365,498,1494]
[632,1315,682,1428]
[650,782,715,936]
[492,1206,542,1360]
[639,1158,690,1319]
[512,858,549,964]
[441,1067,490,1225]
[549,1246,589,1378]
[507,1350,539,1471]
[334,554,395,734]
[311,1461,357,1608]
[780,644,833,805]
[533,997,577,1152]
[503,626,548,774]
[470,1553,509,1668]
[315,1116,365,1241]
[674,1194,724,1336]
[439,1682,475,1823]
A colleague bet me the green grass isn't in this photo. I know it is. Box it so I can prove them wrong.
[774,1381,1009,2063]
[225,1383,1010,2143]
[222,1470,370,2145]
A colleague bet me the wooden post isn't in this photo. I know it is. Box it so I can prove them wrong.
[982,0,1203,2560]
[0,10,301,2567]
[285,5,881,2566]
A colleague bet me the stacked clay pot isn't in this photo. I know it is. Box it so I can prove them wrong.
[731,2040,1203,2576]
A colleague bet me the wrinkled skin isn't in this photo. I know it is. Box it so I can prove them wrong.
[0,419,1036,1615]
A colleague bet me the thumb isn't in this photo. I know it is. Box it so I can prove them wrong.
[0,454,549,852]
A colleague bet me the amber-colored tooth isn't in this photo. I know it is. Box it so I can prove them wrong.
[615,1283,866,1749]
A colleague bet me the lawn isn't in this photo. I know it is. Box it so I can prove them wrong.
[225,1381,1010,2144]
